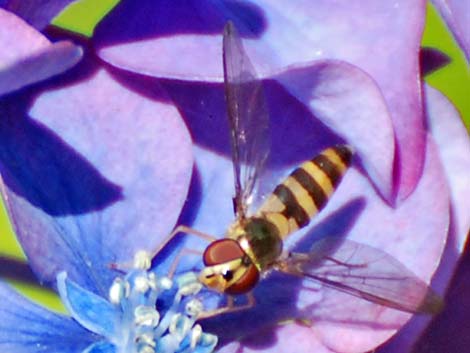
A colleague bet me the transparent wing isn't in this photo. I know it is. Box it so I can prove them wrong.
[223,21,270,220]
[276,237,443,314]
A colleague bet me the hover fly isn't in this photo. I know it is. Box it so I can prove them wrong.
[162,21,442,317]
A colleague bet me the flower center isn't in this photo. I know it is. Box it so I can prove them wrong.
[108,251,217,353]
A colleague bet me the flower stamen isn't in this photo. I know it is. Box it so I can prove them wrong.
[105,252,217,353]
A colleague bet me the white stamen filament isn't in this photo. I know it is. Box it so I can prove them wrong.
[107,252,216,353]
[133,251,152,270]
[134,305,160,327]
[191,324,203,349]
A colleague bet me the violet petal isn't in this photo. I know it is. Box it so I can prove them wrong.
[211,134,448,352]
[0,8,82,96]
[162,63,395,209]
[159,78,351,254]
[165,78,449,351]
[431,0,470,61]
[0,67,193,296]
[288,137,448,353]
[375,85,470,353]
[275,61,395,201]
[0,0,75,30]
[0,281,97,353]
[94,0,427,203]
[412,242,470,353]
[425,85,470,249]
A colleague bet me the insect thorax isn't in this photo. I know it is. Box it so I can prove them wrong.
[230,217,283,271]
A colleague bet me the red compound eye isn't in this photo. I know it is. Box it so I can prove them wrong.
[203,239,260,294]
[225,264,259,295]
[203,239,244,265]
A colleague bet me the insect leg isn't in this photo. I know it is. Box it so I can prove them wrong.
[110,225,216,271]
[152,225,218,259]
[167,248,203,278]
[152,225,220,276]
[197,291,256,320]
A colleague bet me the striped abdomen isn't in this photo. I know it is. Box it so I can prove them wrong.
[257,145,353,239]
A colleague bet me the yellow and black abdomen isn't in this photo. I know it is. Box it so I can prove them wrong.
[257,145,353,239]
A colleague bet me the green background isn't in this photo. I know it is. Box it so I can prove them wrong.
[0,0,468,312]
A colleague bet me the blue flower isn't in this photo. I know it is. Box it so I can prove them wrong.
[55,255,217,353]
[1,252,218,353]
[0,3,469,353]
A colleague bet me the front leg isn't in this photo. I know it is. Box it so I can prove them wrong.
[197,292,256,320]
[110,225,217,272]
[153,225,219,259]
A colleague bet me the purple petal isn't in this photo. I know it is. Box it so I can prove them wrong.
[57,272,118,338]
[0,8,82,96]
[275,61,395,201]
[280,136,448,353]
[159,78,351,250]
[0,66,193,296]
[376,85,470,353]
[94,0,427,202]
[189,132,448,351]
[0,0,75,30]
[431,0,470,61]
[425,85,470,250]
[412,242,470,353]
[0,281,97,353]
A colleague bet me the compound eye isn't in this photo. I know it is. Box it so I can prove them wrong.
[203,239,244,265]
[202,238,260,295]
[226,263,259,295]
